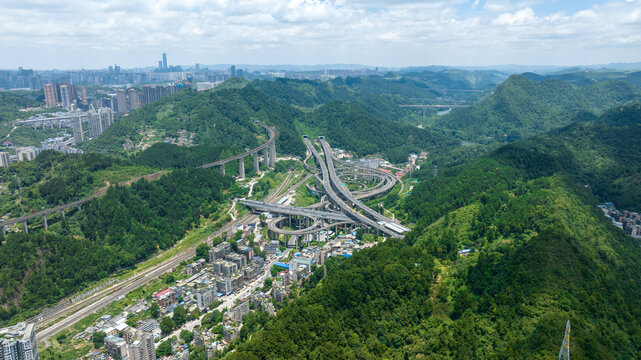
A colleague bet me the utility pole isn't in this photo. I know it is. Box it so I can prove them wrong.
[558,320,570,360]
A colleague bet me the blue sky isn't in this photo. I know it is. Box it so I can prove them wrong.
[0,0,639,69]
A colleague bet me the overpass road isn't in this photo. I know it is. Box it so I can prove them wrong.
[319,139,409,233]
[304,138,401,237]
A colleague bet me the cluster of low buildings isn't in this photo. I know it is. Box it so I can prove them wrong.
[600,203,641,239]
[76,302,158,360]
[64,217,371,359]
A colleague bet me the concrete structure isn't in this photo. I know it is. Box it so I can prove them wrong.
[0,323,38,360]
[16,147,38,162]
[225,253,247,270]
[265,240,280,254]
[209,242,231,262]
[196,286,217,310]
[43,83,57,107]
[88,107,114,138]
[201,123,277,177]
[0,152,9,167]
[72,114,84,143]
[116,89,128,114]
[216,278,233,295]
[128,88,141,110]
[104,335,127,358]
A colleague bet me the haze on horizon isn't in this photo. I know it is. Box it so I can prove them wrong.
[1,0,640,70]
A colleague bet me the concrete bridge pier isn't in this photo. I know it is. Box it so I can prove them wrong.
[220,164,226,176]
[253,152,260,173]
[269,142,276,167]
[23,221,28,234]
[42,215,48,229]
[263,148,269,168]
[60,209,65,219]
[239,158,245,178]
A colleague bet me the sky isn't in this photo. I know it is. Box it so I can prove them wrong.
[0,0,640,69]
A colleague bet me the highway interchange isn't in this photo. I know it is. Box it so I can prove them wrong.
[33,131,408,343]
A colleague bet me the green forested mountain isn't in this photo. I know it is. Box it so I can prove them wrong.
[82,78,459,165]
[521,70,641,88]
[0,90,42,123]
[401,69,506,90]
[434,75,641,143]
[251,75,444,109]
[0,167,233,324]
[82,86,305,160]
[0,150,155,216]
[299,101,458,163]
[229,104,641,359]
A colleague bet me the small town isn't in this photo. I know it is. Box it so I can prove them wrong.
[599,202,641,239]
[42,212,377,359]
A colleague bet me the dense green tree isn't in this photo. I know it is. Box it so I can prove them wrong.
[195,243,210,260]
[156,339,173,357]
[173,306,187,326]
[160,316,175,335]
[91,332,105,349]
[180,329,194,344]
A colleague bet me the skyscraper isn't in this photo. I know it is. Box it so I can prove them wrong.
[128,88,140,110]
[142,332,156,360]
[231,65,236,77]
[116,89,128,114]
[59,84,72,107]
[162,53,167,71]
[43,83,58,107]
[72,115,84,143]
[80,86,88,105]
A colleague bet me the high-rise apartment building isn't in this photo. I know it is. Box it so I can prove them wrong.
[72,115,84,143]
[16,147,38,162]
[162,53,167,71]
[0,152,10,167]
[43,83,76,108]
[43,83,58,107]
[0,323,39,360]
[128,88,141,110]
[116,89,128,114]
[80,86,88,105]
[142,332,155,360]
[196,287,217,310]
[59,84,72,107]
[88,107,114,138]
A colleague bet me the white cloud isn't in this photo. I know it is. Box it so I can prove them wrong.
[493,7,537,25]
[0,0,639,68]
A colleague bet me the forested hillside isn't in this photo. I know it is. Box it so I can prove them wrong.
[0,150,155,216]
[82,86,305,160]
[0,90,42,123]
[521,69,641,88]
[300,101,457,162]
[435,75,641,143]
[229,104,641,359]
[0,167,234,324]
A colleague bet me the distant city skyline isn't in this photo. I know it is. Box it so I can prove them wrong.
[0,0,640,70]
